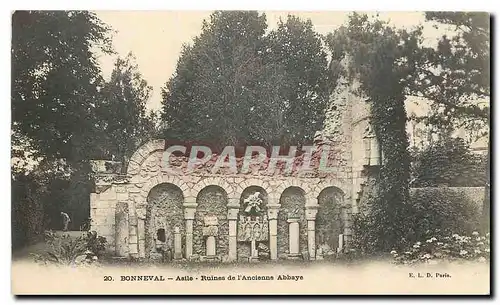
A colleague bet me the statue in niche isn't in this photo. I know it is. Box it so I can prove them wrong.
[243,192,263,214]
[363,122,375,138]
[237,192,269,244]
[252,223,261,240]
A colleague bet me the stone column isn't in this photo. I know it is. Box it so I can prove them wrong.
[115,201,129,257]
[173,226,182,259]
[267,205,280,260]
[305,206,318,260]
[206,236,216,256]
[184,201,196,260]
[227,205,239,262]
[287,218,300,258]
[136,207,146,258]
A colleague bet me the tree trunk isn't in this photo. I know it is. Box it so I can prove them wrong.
[481,141,490,233]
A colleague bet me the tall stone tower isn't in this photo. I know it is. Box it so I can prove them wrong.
[320,54,381,225]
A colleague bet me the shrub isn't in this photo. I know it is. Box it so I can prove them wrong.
[351,187,481,255]
[391,232,490,265]
[411,137,487,187]
[32,230,107,266]
[410,188,480,241]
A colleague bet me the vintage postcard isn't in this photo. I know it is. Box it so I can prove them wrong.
[11,10,490,295]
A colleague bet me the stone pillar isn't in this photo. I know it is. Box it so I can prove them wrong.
[267,205,280,260]
[337,234,344,253]
[115,201,129,257]
[128,213,139,258]
[206,236,216,256]
[305,206,318,260]
[342,204,353,249]
[287,218,300,259]
[227,206,239,262]
[184,203,196,260]
[136,208,146,258]
[174,226,182,259]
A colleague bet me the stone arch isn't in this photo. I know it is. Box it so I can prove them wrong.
[311,181,346,201]
[144,182,184,260]
[190,177,235,200]
[193,185,229,258]
[272,179,312,201]
[140,174,188,201]
[316,186,345,255]
[234,179,272,200]
[277,186,308,259]
[127,139,165,176]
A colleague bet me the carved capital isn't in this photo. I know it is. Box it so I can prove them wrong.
[305,206,319,221]
[136,208,146,220]
[267,207,280,220]
[183,199,197,209]
[228,197,240,208]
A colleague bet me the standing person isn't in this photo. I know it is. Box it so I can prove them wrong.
[61,212,71,231]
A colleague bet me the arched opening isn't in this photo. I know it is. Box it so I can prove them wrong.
[193,185,229,259]
[157,228,166,242]
[277,186,307,259]
[316,187,344,256]
[238,186,269,259]
[145,183,184,260]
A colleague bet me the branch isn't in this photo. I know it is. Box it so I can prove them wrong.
[407,94,489,120]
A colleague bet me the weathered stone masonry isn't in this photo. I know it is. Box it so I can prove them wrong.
[89,56,382,261]
[90,132,380,261]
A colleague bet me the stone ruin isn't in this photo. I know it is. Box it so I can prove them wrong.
[89,56,382,262]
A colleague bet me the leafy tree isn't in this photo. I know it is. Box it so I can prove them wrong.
[98,53,160,170]
[408,12,490,231]
[161,11,330,149]
[325,13,423,251]
[411,137,487,187]
[12,10,113,164]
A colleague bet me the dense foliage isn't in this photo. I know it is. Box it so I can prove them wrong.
[326,14,419,252]
[352,188,481,254]
[409,12,490,230]
[411,137,487,187]
[98,53,161,169]
[11,11,158,249]
[161,11,330,149]
[32,230,107,266]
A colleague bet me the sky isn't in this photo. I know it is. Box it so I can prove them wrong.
[92,11,487,149]
[94,11,444,112]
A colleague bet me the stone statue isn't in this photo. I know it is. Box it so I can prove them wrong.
[244,192,263,214]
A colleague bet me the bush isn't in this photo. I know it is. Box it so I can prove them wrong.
[391,232,490,265]
[351,188,481,255]
[410,188,480,241]
[411,137,487,187]
[32,230,107,266]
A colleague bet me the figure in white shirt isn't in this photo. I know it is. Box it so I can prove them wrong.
[61,212,71,231]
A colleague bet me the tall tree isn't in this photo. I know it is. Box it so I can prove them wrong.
[408,12,490,232]
[161,11,330,149]
[265,16,330,145]
[98,53,159,170]
[12,11,113,164]
[325,13,423,251]
[11,11,113,237]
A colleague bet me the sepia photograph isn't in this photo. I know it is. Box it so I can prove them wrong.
[10,9,491,295]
